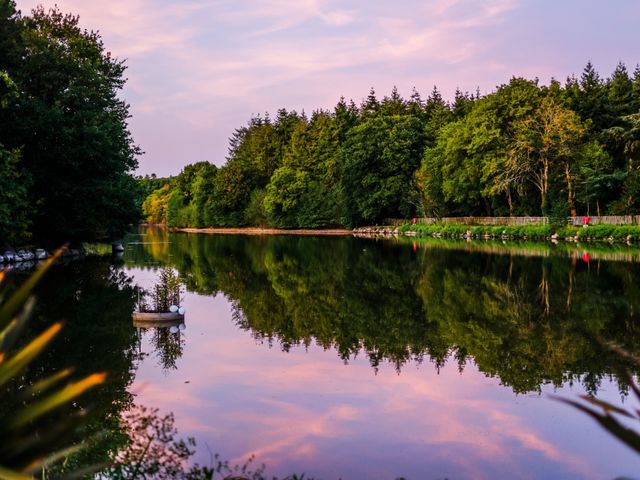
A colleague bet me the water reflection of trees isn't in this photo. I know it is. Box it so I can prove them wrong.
[148,327,185,371]
[0,258,139,474]
[133,228,640,393]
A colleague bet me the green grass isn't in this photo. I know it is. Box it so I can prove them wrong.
[393,223,640,242]
[82,242,114,256]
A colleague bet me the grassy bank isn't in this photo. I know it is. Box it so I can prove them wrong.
[388,223,640,242]
[175,227,353,236]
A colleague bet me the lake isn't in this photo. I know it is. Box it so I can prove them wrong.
[13,228,640,479]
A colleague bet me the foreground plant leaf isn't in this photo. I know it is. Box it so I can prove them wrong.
[0,323,62,387]
[0,465,31,480]
[11,372,107,429]
[0,248,108,477]
[24,368,73,397]
[0,297,35,356]
[555,395,640,455]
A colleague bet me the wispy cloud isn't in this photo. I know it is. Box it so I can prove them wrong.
[14,0,640,175]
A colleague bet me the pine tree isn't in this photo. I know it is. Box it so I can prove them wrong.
[424,86,451,146]
[407,87,426,120]
[380,85,406,115]
[607,62,634,120]
[573,61,607,130]
[452,88,473,118]
[360,87,379,118]
[631,65,640,112]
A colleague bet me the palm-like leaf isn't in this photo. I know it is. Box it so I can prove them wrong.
[0,249,106,478]
[554,345,640,457]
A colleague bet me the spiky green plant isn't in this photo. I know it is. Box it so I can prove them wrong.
[0,251,106,479]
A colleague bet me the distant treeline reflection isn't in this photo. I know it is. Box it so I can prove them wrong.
[128,228,640,394]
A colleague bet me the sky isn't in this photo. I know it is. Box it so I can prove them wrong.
[14,0,640,177]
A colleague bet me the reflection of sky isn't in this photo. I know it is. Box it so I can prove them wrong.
[126,269,640,479]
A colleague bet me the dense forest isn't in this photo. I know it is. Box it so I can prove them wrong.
[143,63,640,229]
[0,1,140,245]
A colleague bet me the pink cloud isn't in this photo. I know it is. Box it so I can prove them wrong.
[125,290,605,479]
[13,0,639,178]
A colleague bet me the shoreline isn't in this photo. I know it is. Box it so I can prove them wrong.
[159,223,640,244]
[174,227,353,236]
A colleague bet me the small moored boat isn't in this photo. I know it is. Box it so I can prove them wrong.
[132,311,185,328]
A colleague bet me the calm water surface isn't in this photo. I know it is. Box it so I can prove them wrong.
[18,229,640,478]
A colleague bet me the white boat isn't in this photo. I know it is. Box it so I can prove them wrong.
[132,311,185,328]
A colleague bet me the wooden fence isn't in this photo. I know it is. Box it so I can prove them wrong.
[382,216,640,227]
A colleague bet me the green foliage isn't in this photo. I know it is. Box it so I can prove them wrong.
[167,189,193,228]
[191,163,218,226]
[135,174,173,214]
[141,62,640,230]
[0,4,140,244]
[142,184,174,225]
[265,111,347,228]
[244,188,269,227]
[398,222,640,242]
[210,161,251,226]
[0,145,30,244]
[343,115,424,226]
[265,165,309,227]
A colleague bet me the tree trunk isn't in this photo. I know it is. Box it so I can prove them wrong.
[540,157,549,214]
[565,163,576,216]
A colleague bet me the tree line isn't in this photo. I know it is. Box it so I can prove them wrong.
[143,62,640,228]
[0,1,140,246]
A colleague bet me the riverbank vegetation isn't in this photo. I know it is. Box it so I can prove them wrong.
[142,62,640,229]
[0,1,140,246]
[390,222,640,242]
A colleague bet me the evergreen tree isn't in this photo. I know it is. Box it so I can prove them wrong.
[452,88,474,119]
[571,61,608,130]
[632,65,640,112]
[424,86,452,146]
[408,87,426,120]
[379,86,407,116]
[607,62,634,120]
[360,87,380,119]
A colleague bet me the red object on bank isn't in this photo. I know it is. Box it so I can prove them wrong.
[412,217,417,224]
[582,216,591,225]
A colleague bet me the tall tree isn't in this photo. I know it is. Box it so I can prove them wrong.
[0,5,140,244]
[0,69,30,244]
[342,115,424,225]
[632,65,640,112]
[360,87,380,119]
[380,86,407,116]
[505,96,587,214]
[265,111,346,228]
[568,61,608,131]
[607,62,634,119]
